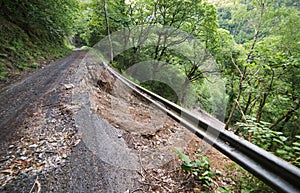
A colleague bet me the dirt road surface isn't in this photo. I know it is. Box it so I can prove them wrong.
[0,51,85,141]
[0,50,232,192]
[0,50,123,192]
[0,50,157,192]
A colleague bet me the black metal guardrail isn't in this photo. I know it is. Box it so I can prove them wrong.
[103,62,300,193]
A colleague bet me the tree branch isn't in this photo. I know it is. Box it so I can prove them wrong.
[270,100,300,130]
[225,1,265,129]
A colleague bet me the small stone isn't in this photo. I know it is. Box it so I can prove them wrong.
[63,83,75,90]
[215,169,223,176]
[0,157,9,162]
[55,156,61,163]
[38,153,44,159]
[19,156,28,160]
[29,144,38,148]
[21,148,27,155]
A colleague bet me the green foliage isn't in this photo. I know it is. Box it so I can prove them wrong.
[0,0,78,78]
[213,0,300,136]
[80,46,92,51]
[0,0,79,43]
[141,81,179,103]
[17,63,29,71]
[226,163,275,193]
[0,71,8,80]
[236,117,300,167]
[30,63,40,68]
[175,148,214,188]
[76,1,299,192]
[0,61,7,79]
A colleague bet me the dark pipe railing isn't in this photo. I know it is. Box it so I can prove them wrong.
[104,62,300,193]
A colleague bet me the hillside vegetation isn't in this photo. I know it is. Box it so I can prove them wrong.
[0,0,299,191]
[78,0,300,173]
[78,0,300,149]
[0,0,79,79]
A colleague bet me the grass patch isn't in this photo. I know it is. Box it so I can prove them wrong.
[30,62,40,68]
[80,46,91,51]
[0,61,7,79]
[0,71,8,79]
[17,63,29,70]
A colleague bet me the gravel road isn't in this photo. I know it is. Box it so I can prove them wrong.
[0,50,141,192]
[0,50,85,141]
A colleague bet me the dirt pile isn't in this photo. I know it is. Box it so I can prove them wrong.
[73,53,234,192]
[0,51,234,192]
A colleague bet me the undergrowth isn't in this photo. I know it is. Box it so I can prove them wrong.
[175,148,215,191]
[225,163,275,193]
[0,17,72,80]
[176,148,276,192]
[236,116,300,167]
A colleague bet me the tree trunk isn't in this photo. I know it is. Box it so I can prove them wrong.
[103,0,113,63]
[243,81,259,115]
[278,114,292,132]
[225,2,265,129]
[225,66,246,129]
[256,91,267,123]
[243,93,252,115]
[180,77,190,106]
[256,69,274,123]
[270,100,300,130]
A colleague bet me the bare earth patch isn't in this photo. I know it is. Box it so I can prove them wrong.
[82,58,235,192]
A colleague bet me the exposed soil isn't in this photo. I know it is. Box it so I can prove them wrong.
[74,53,235,192]
[0,50,234,192]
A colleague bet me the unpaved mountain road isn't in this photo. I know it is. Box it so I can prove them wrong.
[0,50,86,141]
[0,50,148,192]
[0,50,232,192]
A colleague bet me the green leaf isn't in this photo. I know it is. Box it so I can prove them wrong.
[276,149,288,155]
[273,138,284,145]
[0,53,8,57]
[279,136,288,142]
[175,148,191,164]
[284,146,292,151]
[181,164,192,171]
[293,142,300,147]
[292,146,300,151]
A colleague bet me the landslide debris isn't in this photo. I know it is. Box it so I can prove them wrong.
[74,53,234,192]
[0,51,234,192]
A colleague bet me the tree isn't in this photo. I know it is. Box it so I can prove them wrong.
[103,0,113,63]
[0,0,79,43]
[225,0,266,129]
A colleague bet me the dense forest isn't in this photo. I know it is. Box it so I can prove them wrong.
[0,0,299,191]
[76,0,300,168]
[0,0,79,77]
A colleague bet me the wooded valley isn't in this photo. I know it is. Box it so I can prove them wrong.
[0,0,299,191]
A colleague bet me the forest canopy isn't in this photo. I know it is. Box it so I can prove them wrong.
[0,0,299,169]
[76,0,300,168]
